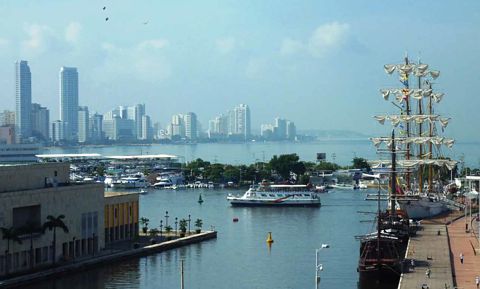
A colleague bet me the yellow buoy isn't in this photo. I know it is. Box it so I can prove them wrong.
[266,232,274,243]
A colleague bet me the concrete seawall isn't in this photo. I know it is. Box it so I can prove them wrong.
[0,231,217,289]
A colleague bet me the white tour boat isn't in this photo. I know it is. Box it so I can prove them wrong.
[227,184,321,207]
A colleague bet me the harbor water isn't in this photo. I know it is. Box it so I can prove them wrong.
[22,188,389,289]
[41,139,480,167]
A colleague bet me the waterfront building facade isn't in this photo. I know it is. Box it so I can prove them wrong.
[140,115,152,141]
[104,192,139,244]
[31,103,50,142]
[0,163,105,277]
[0,143,39,163]
[78,106,89,143]
[260,117,296,141]
[15,60,32,142]
[183,112,197,140]
[59,67,79,142]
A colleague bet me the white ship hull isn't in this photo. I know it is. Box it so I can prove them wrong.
[228,197,321,207]
[397,197,449,219]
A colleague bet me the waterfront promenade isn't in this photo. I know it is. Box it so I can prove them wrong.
[398,224,454,289]
[448,216,479,289]
[0,231,217,289]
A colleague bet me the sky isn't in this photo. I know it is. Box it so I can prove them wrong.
[0,1,479,140]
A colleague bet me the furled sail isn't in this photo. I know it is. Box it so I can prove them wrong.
[373,115,450,128]
[379,89,444,103]
[369,159,457,170]
[383,63,440,79]
[370,137,455,149]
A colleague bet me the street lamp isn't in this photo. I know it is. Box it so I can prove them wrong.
[188,215,191,234]
[315,244,330,289]
[159,220,163,238]
[175,217,178,237]
[165,211,169,227]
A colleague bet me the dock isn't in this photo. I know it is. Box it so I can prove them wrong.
[398,224,454,289]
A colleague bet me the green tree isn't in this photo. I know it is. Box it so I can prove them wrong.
[140,217,150,234]
[269,154,306,180]
[205,163,224,183]
[352,157,370,171]
[0,227,22,274]
[223,165,240,183]
[315,161,341,171]
[179,219,188,236]
[21,221,42,269]
[194,219,203,233]
[42,215,69,264]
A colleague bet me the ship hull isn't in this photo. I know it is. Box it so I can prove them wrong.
[229,200,320,207]
[397,198,449,219]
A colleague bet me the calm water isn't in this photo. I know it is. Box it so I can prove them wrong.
[41,139,479,167]
[23,188,386,289]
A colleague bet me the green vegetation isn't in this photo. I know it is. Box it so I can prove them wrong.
[0,227,22,274]
[179,219,188,236]
[194,219,203,233]
[42,215,69,264]
[182,154,368,185]
[140,217,150,234]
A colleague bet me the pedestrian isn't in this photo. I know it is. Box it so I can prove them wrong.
[475,276,479,289]
[411,258,415,270]
[426,268,431,279]
[460,252,464,264]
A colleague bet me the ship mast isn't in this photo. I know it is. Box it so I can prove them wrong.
[390,129,397,216]
[428,82,433,192]
[417,58,423,194]
[403,55,412,191]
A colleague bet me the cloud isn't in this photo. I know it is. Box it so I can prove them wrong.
[65,22,81,44]
[138,39,170,50]
[22,23,67,57]
[216,37,236,54]
[95,39,172,83]
[279,22,350,58]
[280,38,303,55]
[308,22,349,58]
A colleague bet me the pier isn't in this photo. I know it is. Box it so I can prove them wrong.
[398,224,454,289]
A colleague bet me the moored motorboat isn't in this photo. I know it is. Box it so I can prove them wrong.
[227,184,320,207]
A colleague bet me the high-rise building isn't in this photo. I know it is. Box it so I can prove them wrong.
[78,106,89,143]
[31,103,50,141]
[169,114,185,139]
[15,60,32,142]
[234,104,251,140]
[261,124,274,138]
[274,117,287,139]
[51,120,67,142]
[183,112,197,140]
[286,121,296,140]
[132,104,145,140]
[60,67,79,142]
[0,110,15,127]
[140,115,152,140]
[89,113,104,142]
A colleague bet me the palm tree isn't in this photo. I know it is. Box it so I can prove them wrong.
[21,221,42,269]
[0,227,22,275]
[42,215,69,264]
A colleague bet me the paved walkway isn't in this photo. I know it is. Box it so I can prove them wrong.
[398,224,454,289]
[447,216,479,289]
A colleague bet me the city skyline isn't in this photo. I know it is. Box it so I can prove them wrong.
[1,1,479,141]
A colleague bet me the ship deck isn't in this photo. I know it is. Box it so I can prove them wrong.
[397,224,454,289]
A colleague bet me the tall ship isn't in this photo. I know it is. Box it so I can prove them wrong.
[369,55,458,219]
[227,183,321,207]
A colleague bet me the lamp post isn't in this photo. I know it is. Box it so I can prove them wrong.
[175,217,178,237]
[315,245,329,289]
[165,211,169,227]
[188,215,191,234]
[159,220,163,238]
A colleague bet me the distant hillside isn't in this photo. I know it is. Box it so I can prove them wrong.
[297,129,370,139]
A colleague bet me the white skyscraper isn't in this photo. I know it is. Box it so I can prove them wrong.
[15,60,32,142]
[183,112,197,140]
[78,106,89,143]
[140,115,152,140]
[235,104,251,140]
[60,67,79,142]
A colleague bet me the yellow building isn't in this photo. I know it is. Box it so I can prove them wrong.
[104,192,139,244]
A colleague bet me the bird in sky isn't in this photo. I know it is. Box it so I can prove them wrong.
[103,6,106,10]
[143,21,149,25]
[105,17,109,21]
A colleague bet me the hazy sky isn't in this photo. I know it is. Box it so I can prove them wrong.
[0,1,479,140]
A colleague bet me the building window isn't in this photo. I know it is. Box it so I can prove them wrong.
[54,170,58,177]
[12,205,41,231]
[0,255,4,273]
[35,248,41,265]
[42,247,48,262]
[129,205,132,217]
[114,208,118,219]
